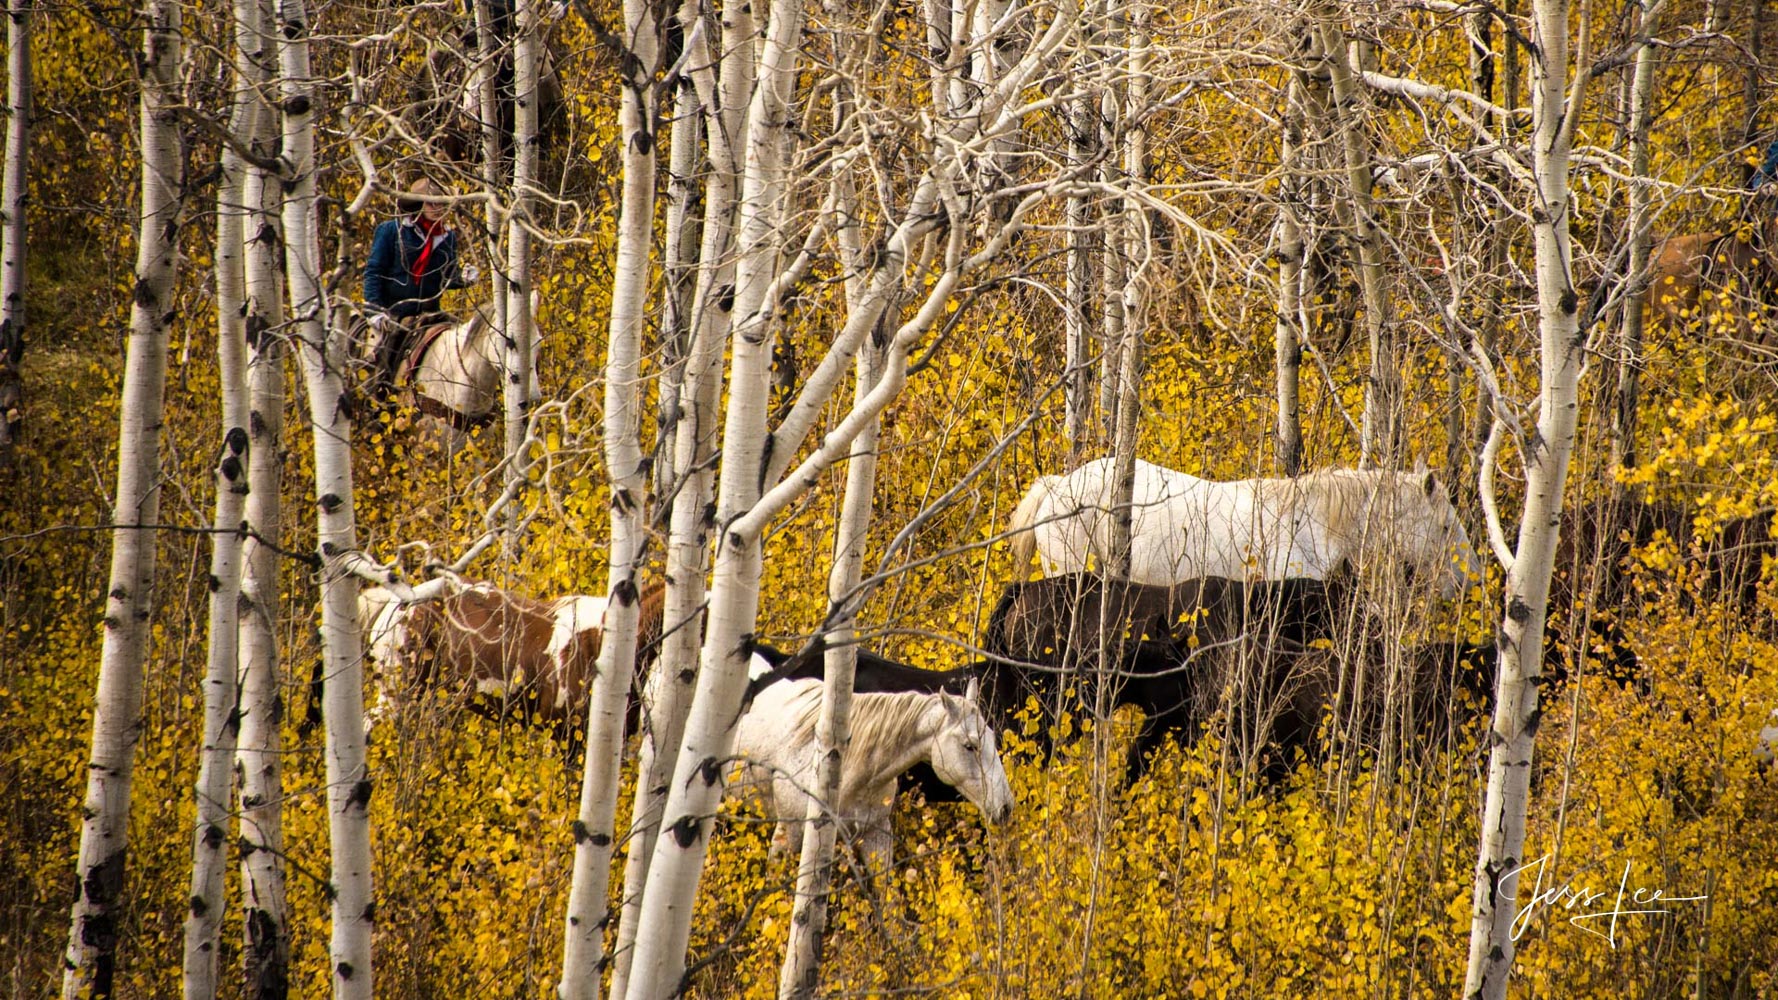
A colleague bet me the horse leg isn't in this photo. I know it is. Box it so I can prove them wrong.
[857,817,894,879]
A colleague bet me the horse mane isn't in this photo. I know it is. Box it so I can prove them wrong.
[780,682,950,804]
[1292,468,1402,547]
[1007,476,1053,572]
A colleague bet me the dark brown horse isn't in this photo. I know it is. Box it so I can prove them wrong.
[1550,497,1776,684]
[981,573,1355,777]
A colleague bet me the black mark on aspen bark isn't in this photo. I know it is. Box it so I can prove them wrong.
[667,814,701,848]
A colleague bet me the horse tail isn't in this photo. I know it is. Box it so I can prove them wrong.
[299,650,325,738]
[1006,479,1049,575]
[983,581,1024,658]
[358,585,396,636]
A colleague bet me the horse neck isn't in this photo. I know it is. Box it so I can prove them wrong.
[834,692,947,805]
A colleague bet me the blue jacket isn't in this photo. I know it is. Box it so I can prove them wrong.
[1752,141,1778,190]
[363,217,467,319]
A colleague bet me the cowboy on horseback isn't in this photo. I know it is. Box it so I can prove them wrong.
[363,178,480,396]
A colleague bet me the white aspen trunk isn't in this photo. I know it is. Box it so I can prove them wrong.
[557,0,659,991]
[236,0,289,990]
[1095,0,1126,436]
[1614,1,1659,472]
[609,8,744,992]
[475,0,511,440]
[621,1,806,990]
[622,0,1074,988]
[1274,69,1306,476]
[62,3,181,995]
[777,333,884,1000]
[182,1,261,987]
[278,1,373,994]
[0,0,29,467]
[1062,56,1093,459]
[652,40,703,498]
[1463,0,1586,993]
[777,78,880,990]
[503,0,538,544]
[1315,11,1398,468]
[237,184,289,1000]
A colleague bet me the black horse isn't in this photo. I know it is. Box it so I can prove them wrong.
[979,574,1355,775]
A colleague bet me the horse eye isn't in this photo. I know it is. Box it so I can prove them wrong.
[963,741,979,754]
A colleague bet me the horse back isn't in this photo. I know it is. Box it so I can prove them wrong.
[403,586,558,702]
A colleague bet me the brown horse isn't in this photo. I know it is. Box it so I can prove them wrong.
[358,580,667,737]
[1645,217,1778,348]
[1550,497,1776,683]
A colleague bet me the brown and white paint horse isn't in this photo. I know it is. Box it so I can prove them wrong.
[359,580,665,737]
[1645,217,1778,350]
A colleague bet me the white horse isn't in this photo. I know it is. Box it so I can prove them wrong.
[365,299,541,453]
[731,668,1015,868]
[1008,457,1483,598]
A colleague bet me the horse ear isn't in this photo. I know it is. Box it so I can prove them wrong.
[964,676,981,705]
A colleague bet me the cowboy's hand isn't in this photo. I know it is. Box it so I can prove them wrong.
[461,264,481,284]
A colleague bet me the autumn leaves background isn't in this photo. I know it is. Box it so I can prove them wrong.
[6,0,1778,996]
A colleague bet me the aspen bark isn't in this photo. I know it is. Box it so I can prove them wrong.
[236,1,289,991]
[775,69,883,989]
[1315,11,1398,468]
[1463,0,1587,992]
[1063,85,1094,458]
[62,3,182,995]
[609,7,743,992]
[279,0,374,994]
[557,0,660,989]
[777,330,885,1000]
[619,1,806,989]
[652,26,702,498]
[237,207,290,997]
[503,0,538,541]
[1614,0,1659,472]
[1095,0,1126,436]
[474,0,512,442]
[182,0,261,987]
[0,0,28,468]
[1274,66,1306,476]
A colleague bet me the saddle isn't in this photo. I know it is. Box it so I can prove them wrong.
[398,317,458,384]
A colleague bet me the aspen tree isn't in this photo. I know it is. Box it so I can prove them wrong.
[1464,0,1590,992]
[776,68,883,991]
[278,0,374,993]
[503,0,540,535]
[1614,0,1660,472]
[0,0,28,467]
[63,2,182,994]
[1274,62,1307,476]
[1314,7,1398,468]
[608,7,744,992]
[236,6,290,995]
[182,0,262,988]
[557,0,663,989]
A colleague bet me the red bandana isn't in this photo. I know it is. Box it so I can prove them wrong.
[409,217,446,282]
